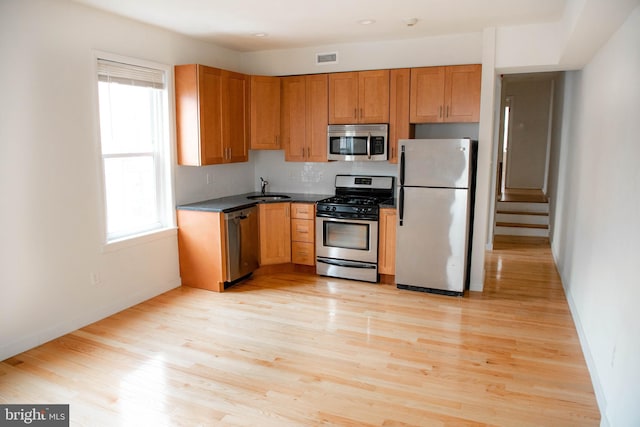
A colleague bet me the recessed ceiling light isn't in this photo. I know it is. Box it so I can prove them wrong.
[252,32,268,38]
[403,18,418,27]
[358,19,376,25]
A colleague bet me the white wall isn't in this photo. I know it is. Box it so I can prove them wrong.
[549,6,640,426]
[0,0,246,360]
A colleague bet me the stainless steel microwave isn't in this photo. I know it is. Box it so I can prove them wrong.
[327,124,388,161]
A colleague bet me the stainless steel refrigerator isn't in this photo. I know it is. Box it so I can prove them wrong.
[395,138,476,296]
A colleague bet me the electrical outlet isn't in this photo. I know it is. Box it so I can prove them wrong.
[206,173,212,185]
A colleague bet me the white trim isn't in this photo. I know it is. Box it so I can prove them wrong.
[91,50,177,246]
[102,226,177,253]
[552,249,609,427]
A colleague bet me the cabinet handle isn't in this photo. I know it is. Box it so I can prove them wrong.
[446,106,450,118]
[360,108,363,119]
[307,147,310,158]
[275,135,279,145]
[439,106,443,118]
[354,108,357,119]
[302,148,305,158]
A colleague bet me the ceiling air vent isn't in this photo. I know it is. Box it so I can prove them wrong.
[316,52,338,65]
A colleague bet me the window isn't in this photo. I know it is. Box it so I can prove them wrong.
[96,55,173,243]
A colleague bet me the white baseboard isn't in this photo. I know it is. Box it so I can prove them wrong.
[1,278,181,361]
[552,250,609,427]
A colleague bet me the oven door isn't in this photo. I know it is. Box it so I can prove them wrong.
[315,217,378,264]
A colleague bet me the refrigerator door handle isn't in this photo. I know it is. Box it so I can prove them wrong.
[398,186,404,226]
[399,146,405,186]
[366,132,371,159]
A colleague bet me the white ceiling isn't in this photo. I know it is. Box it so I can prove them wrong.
[73,0,567,52]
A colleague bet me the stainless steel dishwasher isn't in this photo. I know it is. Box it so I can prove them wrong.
[224,205,259,288]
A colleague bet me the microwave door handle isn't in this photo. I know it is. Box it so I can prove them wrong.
[367,133,371,159]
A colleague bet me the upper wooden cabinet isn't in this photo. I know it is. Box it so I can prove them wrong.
[388,68,413,164]
[410,64,481,123]
[175,64,249,165]
[250,75,281,150]
[328,70,389,124]
[281,74,328,162]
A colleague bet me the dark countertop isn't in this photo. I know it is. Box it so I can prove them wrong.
[177,192,332,213]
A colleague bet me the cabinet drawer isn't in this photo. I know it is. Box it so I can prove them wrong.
[292,241,315,266]
[291,203,315,219]
[292,219,314,242]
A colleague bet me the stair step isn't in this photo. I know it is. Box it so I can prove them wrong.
[495,213,549,226]
[496,222,548,229]
[497,201,549,214]
[496,210,548,216]
[495,225,549,238]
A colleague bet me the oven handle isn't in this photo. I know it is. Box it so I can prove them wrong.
[367,132,371,159]
[317,258,376,269]
[316,214,377,223]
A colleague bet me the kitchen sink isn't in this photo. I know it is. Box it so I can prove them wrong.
[246,194,291,201]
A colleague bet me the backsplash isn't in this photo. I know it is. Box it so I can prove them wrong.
[252,150,398,194]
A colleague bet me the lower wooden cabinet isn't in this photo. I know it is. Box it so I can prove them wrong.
[259,202,291,265]
[291,203,315,265]
[378,208,397,275]
[176,209,227,292]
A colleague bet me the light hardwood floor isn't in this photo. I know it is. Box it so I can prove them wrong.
[0,239,599,426]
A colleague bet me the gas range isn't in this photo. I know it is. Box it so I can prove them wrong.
[315,175,395,283]
[316,176,395,221]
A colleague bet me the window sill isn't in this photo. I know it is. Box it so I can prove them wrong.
[103,227,177,253]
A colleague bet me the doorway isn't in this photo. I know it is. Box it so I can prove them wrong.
[493,72,560,241]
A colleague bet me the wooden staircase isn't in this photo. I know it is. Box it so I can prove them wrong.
[495,190,549,239]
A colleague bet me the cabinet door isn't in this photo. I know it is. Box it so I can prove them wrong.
[175,64,224,166]
[177,210,226,292]
[222,71,249,163]
[292,241,315,266]
[305,74,328,162]
[250,75,281,149]
[444,64,481,123]
[282,76,307,161]
[389,69,411,164]
[378,208,397,275]
[410,66,446,123]
[259,203,291,265]
[328,72,358,124]
[358,70,389,123]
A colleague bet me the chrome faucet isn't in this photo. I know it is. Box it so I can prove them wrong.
[260,177,268,195]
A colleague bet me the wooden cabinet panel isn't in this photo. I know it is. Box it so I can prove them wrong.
[359,70,390,123]
[291,203,315,220]
[305,74,329,162]
[175,64,249,165]
[292,241,315,266]
[222,70,249,163]
[291,203,315,266]
[410,65,481,124]
[389,68,412,164]
[259,203,291,265]
[444,65,481,122]
[410,67,446,123]
[328,72,358,124]
[177,210,226,292]
[292,219,313,243]
[250,75,281,150]
[329,70,389,124]
[282,74,328,162]
[378,208,397,275]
